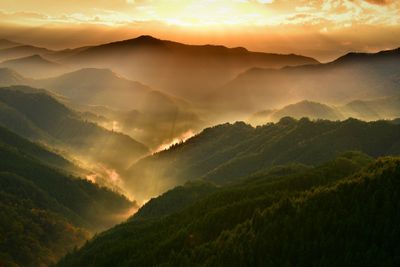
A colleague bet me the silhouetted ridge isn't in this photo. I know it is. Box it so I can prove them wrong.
[333,47,400,64]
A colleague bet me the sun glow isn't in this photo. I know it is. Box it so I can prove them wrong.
[148,0,273,27]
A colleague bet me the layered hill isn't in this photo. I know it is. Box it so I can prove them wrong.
[248,100,343,125]
[248,97,400,125]
[215,47,400,114]
[0,66,202,150]
[36,68,151,110]
[56,35,318,101]
[0,39,21,49]
[0,54,67,78]
[0,44,52,61]
[33,68,203,149]
[0,67,31,86]
[0,86,149,188]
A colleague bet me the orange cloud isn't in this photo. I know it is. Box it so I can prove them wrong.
[364,0,392,5]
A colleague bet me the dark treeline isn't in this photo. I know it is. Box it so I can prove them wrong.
[57,152,400,266]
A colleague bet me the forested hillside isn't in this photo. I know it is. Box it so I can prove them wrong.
[58,153,400,266]
[0,85,149,173]
[0,127,135,266]
[126,117,400,201]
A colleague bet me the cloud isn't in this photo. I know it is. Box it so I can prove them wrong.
[364,0,392,5]
[0,0,399,62]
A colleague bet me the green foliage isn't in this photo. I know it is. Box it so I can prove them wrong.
[0,128,135,267]
[132,181,218,221]
[127,117,400,200]
[0,124,78,173]
[56,153,400,267]
[0,172,88,267]
[0,86,149,171]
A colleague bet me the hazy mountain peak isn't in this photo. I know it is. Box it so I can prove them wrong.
[135,35,161,42]
[0,39,21,49]
[333,47,400,64]
[1,54,58,65]
[99,35,166,48]
[0,67,29,85]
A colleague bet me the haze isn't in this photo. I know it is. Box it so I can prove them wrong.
[0,0,399,61]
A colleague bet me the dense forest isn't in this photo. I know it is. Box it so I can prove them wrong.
[126,117,400,201]
[57,153,400,266]
[0,126,136,266]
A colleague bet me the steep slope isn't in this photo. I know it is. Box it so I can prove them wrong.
[0,86,149,185]
[125,118,400,201]
[215,47,400,113]
[59,35,318,101]
[35,68,204,149]
[132,181,218,221]
[57,153,400,267]
[0,54,67,78]
[0,125,79,174]
[0,128,136,266]
[0,66,202,152]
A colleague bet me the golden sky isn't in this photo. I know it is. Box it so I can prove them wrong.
[0,0,399,61]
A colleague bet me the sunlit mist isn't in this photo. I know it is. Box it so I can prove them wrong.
[0,0,399,61]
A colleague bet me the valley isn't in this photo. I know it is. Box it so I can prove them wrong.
[0,5,399,264]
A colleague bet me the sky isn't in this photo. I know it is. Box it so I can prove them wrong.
[0,0,399,61]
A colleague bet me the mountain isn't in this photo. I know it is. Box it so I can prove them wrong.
[37,68,151,110]
[0,66,202,151]
[214,47,400,114]
[0,125,79,174]
[33,68,204,149]
[0,45,52,61]
[125,118,400,201]
[0,54,67,78]
[131,180,218,221]
[57,153,400,266]
[249,97,400,125]
[57,35,319,101]
[342,96,400,121]
[0,86,149,189]
[248,100,343,125]
[0,39,21,49]
[0,126,136,267]
[0,67,31,86]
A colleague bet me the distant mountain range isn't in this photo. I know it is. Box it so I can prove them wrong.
[36,68,151,110]
[248,97,400,125]
[0,67,31,86]
[0,44,52,61]
[50,35,318,100]
[0,36,398,121]
[0,38,21,49]
[0,67,203,149]
[0,54,67,78]
[214,47,400,114]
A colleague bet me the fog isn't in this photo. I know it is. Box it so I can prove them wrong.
[0,35,399,206]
